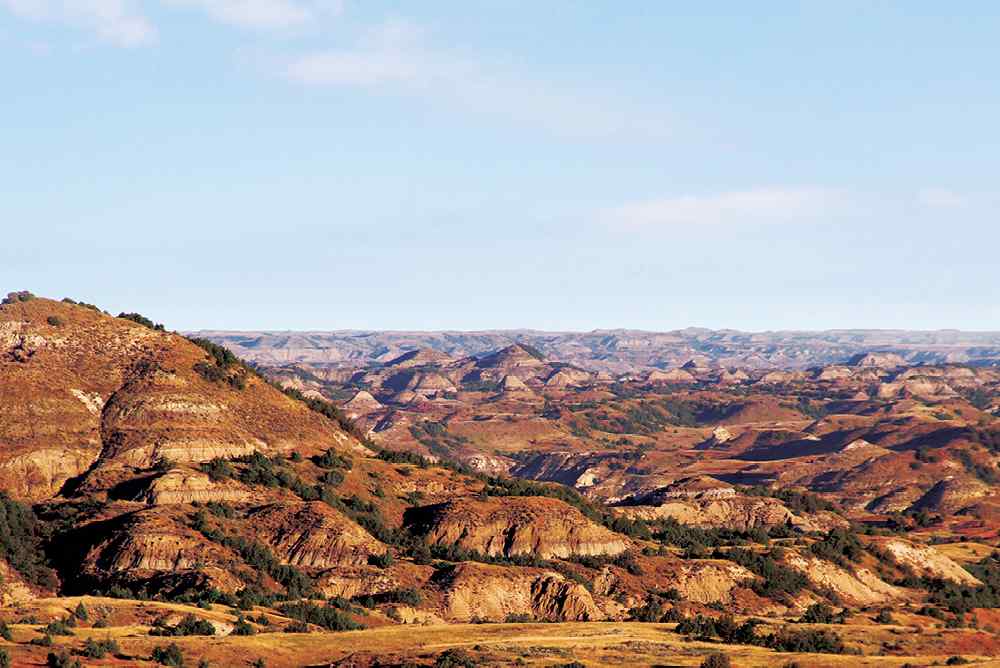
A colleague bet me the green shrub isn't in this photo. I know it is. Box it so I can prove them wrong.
[0,620,11,641]
[434,648,477,668]
[41,618,75,636]
[232,615,255,636]
[118,312,165,331]
[199,458,234,482]
[151,614,215,637]
[46,651,80,668]
[0,648,9,668]
[799,603,835,624]
[151,642,185,666]
[80,636,119,658]
[2,291,35,304]
[0,492,57,589]
[808,528,865,567]
[276,602,363,631]
[46,315,64,327]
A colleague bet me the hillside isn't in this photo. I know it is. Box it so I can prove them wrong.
[194,328,1000,373]
[1,292,999,667]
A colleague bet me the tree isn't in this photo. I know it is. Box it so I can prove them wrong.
[151,642,185,667]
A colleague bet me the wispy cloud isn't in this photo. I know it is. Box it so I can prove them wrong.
[1,0,156,47]
[284,19,672,139]
[163,0,342,30]
[0,0,341,46]
[602,187,845,227]
[917,188,969,209]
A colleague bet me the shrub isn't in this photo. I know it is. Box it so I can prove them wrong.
[151,614,215,637]
[42,618,75,636]
[0,649,8,668]
[808,528,865,567]
[46,651,80,668]
[151,642,185,667]
[46,316,64,327]
[2,291,35,304]
[30,634,53,646]
[434,649,477,668]
[73,602,89,622]
[315,449,352,470]
[701,654,731,668]
[799,603,835,624]
[354,588,421,607]
[723,548,808,599]
[0,492,57,589]
[232,615,255,636]
[769,627,846,654]
[199,458,234,482]
[369,552,394,568]
[80,637,119,659]
[0,620,11,641]
[118,312,165,331]
[875,608,893,624]
[277,602,363,631]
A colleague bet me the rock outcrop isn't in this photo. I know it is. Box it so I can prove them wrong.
[0,297,358,501]
[250,502,387,569]
[407,497,630,560]
[876,539,980,586]
[138,468,252,505]
[783,553,902,606]
[434,562,603,622]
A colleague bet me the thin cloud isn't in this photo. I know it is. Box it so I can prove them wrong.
[917,188,969,209]
[163,0,342,30]
[1,0,156,47]
[284,19,672,140]
[602,188,845,227]
[1,0,341,46]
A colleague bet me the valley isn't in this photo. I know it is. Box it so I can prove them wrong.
[1,293,999,667]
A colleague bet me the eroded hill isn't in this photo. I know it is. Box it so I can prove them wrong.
[1,292,999,668]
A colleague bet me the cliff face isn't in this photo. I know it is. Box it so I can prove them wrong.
[433,562,603,622]
[78,509,243,594]
[877,538,981,586]
[782,553,902,606]
[592,556,754,608]
[0,298,358,501]
[618,496,847,533]
[408,497,630,560]
[249,502,387,569]
[136,468,253,505]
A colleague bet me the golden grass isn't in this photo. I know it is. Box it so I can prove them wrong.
[4,601,1000,668]
[933,542,996,564]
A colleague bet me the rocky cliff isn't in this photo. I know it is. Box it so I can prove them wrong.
[407,496,630,560]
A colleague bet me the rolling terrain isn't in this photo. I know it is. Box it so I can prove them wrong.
[1,292,999,667]
[195,328,1000,373]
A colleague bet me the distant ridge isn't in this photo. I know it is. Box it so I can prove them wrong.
[191,328,1000,374]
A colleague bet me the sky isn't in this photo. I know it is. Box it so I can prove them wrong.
[2,2,998,332]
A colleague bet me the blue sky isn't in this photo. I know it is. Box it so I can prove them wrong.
[2,2,997,331]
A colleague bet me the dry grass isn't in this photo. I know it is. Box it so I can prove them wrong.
[4,600,1000,668]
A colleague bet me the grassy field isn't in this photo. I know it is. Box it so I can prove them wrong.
[4,598,1000,667]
